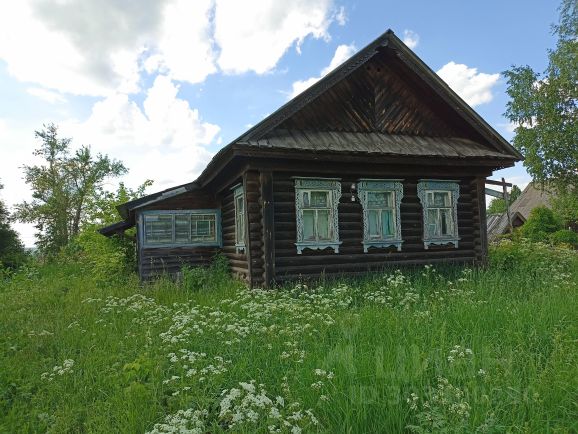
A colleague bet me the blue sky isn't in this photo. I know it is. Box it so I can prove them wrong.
[0,1,560,246]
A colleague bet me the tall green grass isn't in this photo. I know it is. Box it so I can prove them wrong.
[0,241,576,433]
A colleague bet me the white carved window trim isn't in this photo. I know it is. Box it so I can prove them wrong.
[233,184,246,253]
[294,178,342,254]
[357,179,404,252]
[417,180,460,249]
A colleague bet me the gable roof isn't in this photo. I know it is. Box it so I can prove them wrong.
[194,29,521,186]
[487,183,554,240]
[104,28,522,233]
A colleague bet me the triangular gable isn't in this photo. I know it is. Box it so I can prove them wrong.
[238,30,521,159]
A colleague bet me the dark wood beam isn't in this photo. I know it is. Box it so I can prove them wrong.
[260,170,275,288]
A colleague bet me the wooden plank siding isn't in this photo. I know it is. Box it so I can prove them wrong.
[140,246,219,280]
[271,172,484,283]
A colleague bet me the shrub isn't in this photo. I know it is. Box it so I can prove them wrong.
[519,206,561,242]
[489,238,575,274]
[181,254,230,291]
[61,227,135,282]
[549,229,578,248]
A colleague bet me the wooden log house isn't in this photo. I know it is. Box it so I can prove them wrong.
[100,29,522,287]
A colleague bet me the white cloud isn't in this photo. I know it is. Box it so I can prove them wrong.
[0,0,339,96]
[143,0,217,84]
[289,43,356,99]
[26,87,67,104]
[61,75,220,191]
[436,61,500,107]
[335,6,347,26]
[0,118,42,247]
[214,0,334,74]
[402,30,419,49]
[0,1,154,96]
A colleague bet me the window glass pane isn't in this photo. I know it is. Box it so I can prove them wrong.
[145,214,173,244]
[235,195,245,244]
[302,192,309,208]
[433,192,450,207]
[310,191,328,208]
[303,210,315,241]
[368,192,392,208]
[427,209,439,237]
[368,209,380,238]
[191,214,216,241]
[317,210,330,240]
[427,192,434,207]
[174,214,190,243]
[382,210,394,237]
[440,209,452,236]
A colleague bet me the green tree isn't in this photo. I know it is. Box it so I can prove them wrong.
[487,185,522,215]
[0,181,27,269]
[86,180,153,227]
[503,0,578,189]
[15,124,127,255]
[551,189,578,229]
[68,180,153,279]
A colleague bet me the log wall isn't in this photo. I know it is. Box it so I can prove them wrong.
[271,172,485,283]
[219,180,249,282]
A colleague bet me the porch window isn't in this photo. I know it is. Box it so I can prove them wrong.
[142,210,221,247]
[357,179,404,252]
[417,180,460,249]
[233,184,246,253]
[294,178,342,254]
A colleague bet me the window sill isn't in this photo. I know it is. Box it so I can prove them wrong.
[142,241,222,249]
[295,241,342,254]
[423,237,460,249]
[363,239,403,253]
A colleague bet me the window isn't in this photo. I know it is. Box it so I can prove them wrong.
[417,180,460,249]
[294,178,341,254]
[141,210,221,247]
[357,179,404,252]
[233,184,246,253]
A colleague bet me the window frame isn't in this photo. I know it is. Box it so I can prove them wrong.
[140,209,222,248]
[294,177,342,254]
[417,180,460,249]
[357,179,404,252]
[233,184,246,253]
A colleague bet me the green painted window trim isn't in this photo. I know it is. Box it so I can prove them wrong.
[139,209,222,248]
[417,180,460,249]
[357,179,404,252]
[233,184,246,253]
[293,178,342,254]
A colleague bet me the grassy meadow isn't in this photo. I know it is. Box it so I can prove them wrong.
[1,240,577,433]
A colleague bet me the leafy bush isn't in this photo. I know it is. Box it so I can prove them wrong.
[549,229,578,248]
[180,254,229,291]
[489,238,575,275]
[61,226,135,282]
[519,206,561,241]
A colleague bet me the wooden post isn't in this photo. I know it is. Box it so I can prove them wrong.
[476,177,488,265]
[260,170,275,288]
[502,177,513,233]
[242,172,253,287]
